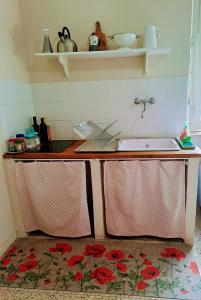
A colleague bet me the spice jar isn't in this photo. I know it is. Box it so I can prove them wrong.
[7,138,16,152]
[15,140,23,152]
[16,134,26,151]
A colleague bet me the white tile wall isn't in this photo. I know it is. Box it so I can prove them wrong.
[0,81,34,146]
[32,77,188,139]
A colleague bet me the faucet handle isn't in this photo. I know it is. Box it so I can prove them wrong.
[149,97,156,104]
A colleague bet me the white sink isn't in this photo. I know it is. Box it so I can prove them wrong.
[117,138,180,151]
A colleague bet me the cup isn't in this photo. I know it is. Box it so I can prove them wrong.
[143,25,160,48]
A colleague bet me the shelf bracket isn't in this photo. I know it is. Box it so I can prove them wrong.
[144,51,150,76]
[57,55,69,79]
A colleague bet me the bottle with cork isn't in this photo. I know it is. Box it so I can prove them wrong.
[95,21,107,51]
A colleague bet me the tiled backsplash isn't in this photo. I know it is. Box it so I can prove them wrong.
[0,81,34,144]
[32,77,188,139]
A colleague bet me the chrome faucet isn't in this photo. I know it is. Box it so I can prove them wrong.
[133,97,156,118]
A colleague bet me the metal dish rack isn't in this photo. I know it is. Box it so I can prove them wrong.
[73,120,121,152]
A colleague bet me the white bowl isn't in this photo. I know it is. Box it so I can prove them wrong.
[110,33,137,49]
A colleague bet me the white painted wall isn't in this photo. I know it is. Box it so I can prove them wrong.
[32,77,188,139]
[0,121,16,255]
[19,0,192,82]
[18,0,192,138]
[0,0,34,255]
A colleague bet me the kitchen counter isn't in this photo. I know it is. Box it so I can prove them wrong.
[3,140,201,159]
[3,139,201,245]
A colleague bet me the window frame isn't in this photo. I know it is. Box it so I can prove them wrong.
[190,0,201,131]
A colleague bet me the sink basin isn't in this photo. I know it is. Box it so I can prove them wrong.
[117,138,180,151]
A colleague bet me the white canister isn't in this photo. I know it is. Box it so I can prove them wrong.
[143,25,160,49]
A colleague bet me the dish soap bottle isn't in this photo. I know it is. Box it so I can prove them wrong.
[179,121,193,145]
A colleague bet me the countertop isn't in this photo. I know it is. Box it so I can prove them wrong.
[3,140,201,160]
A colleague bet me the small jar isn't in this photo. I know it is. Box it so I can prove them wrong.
[16,134,26,151]
[15,140,22,152]
[7,138,16,152]
[25,137,36,149]
[89,33,99,51]
[35,136,40,146]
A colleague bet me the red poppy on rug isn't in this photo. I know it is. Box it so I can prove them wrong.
[188,261,200,275]
[91,267,116,284]
[143,259,152,265]
[44,279,51,285]
[6,273,17,282]
[136,280,147,290]
[180,289,189,294]
[160,247,186,261]
[140,266,160,280]
[1,258,11,266]
[0,239,200,299]
[67,255,84,267]
[27,253,36,260]
[18,259,37,272]
[73,271,83,281]
[116,263,127,272]
[83,244,106,258]
[49,243,72,255]
[7,245,17,255]
[139,252,147,258]
[105,249,125,261]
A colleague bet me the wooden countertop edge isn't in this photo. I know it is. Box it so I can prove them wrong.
[3,140,201,159]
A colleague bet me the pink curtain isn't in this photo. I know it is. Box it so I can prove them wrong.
[104,160,185,238]
[15,161,91,237]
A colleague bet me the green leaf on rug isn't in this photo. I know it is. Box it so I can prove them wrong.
[85,285,101,290]
[175,268,182,273]
[67,271,74,279]
[7,264,16,273]
[128,270,138,281]
[0,274,5,283]
[26,271,39,281]
[172,277,181,288]
[82,277,91,284]
[109,281,122,290]
[120,259,129,263]
[158,258,177,266]
[83,270,91,278]
[39,272,49,279]
[44,252,54,258]
[155,278,170,290]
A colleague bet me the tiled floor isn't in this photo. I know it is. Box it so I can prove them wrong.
[1,207,201,300]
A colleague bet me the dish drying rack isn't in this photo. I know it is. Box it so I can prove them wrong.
[73,120,121,152]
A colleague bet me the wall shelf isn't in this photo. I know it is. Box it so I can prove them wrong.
[35,48,171,79]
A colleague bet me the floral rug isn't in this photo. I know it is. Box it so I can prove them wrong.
[0,238,201,299]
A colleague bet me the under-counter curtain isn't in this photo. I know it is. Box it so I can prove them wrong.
[103,160,185,238]
[15,161,91,237]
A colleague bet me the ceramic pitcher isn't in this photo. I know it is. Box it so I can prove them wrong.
[143,25,160,48]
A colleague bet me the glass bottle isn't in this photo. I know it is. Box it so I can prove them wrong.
[42,29,53,53]
[33,116,39,133]
[40,118,49,146]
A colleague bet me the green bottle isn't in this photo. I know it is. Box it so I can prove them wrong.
[182,121,192,144]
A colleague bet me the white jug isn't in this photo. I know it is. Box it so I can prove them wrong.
[143,25,160,48]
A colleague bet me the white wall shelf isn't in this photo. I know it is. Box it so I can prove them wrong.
[35,48,171,79]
